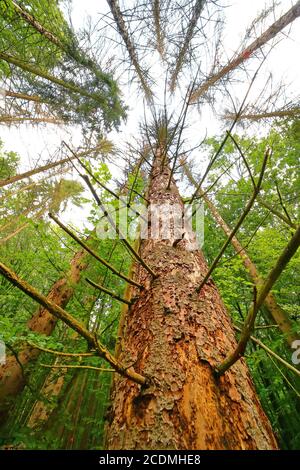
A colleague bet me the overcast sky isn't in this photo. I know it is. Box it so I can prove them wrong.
[2,1,299,154]
[1,0,299,226]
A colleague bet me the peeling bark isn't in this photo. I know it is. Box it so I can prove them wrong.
[105,151,277,450]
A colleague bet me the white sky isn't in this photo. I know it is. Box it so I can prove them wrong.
[0,0,299,227]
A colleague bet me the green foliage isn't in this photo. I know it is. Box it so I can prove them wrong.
[200,119,300,449]
[0,144,137,449]
[0,1,127,132]
[0,144,19,180]
[1,119,299,449]
[0,0,66,76]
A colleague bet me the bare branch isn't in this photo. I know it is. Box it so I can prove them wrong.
[82,174,158,278]
[196,148,270,292]
[0,145,103,189]
[86,277,132,305]
[216,224,300,375]
[224,107,300,122]
[169,0,205,92]
[40,364,114,372]
[233,325,300,379]
[49,213,143,289]
[27,342,96,357]
[0,260,147,385]
[190,1,300,102]
[107,0,153,99]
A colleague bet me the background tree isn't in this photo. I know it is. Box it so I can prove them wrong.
[0,0,126,135]
[0,0,300,451]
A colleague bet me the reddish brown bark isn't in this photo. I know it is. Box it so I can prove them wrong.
[0,247,89,423]
[105,151,277,450]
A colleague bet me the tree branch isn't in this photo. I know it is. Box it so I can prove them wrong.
[0,260,147,386]
[86,277,132,305]
[216,224,300,375]
[40,364,114,372]
[49,213,142,289]
[82,175,158,278]
[197,147,270,292]
[233,325,300,379]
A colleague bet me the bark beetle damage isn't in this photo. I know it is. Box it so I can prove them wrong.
[105,151,277,450]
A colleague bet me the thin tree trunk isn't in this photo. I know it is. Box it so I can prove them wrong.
[0,245,89,425]
[190,0,300,102]
[183,163,299,348]
[0,167,69,202]
[0,222,29,243]
[107,0,153,99]
[2,90,41,102]
[0,145,101,189]
[0,202,41,233]
[0,205,47,244]
[224,108,300,122]
[169,0,205,91]
[0,115,64,125]
[105,149,277,450]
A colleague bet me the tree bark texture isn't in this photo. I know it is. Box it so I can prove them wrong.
[105,151,278,450]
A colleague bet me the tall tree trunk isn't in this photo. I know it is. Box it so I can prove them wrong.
[105,149,277,449]
[183,163,299,348]
[190,0,300,102]
[0,245,89,425]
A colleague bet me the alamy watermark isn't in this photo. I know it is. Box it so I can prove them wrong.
[291,340,300,365]
[95,200,204,250]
